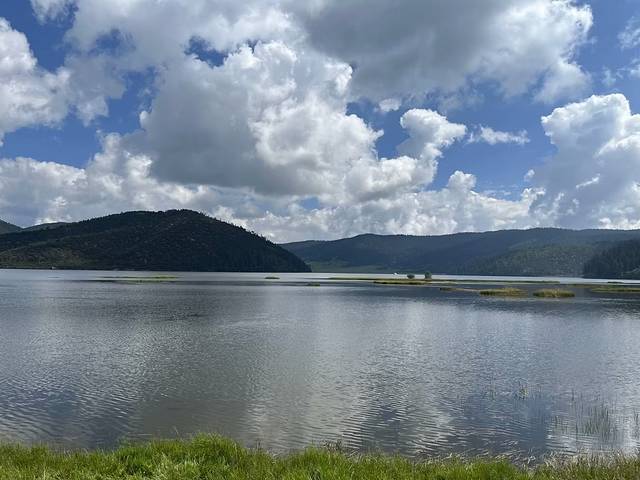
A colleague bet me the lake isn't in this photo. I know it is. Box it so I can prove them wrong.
[1,270,639,460]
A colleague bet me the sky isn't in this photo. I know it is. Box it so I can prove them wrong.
[0,0,639,242]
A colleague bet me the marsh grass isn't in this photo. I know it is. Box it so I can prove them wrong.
[478,288,527,297]
[373,279,431,285]
[1,435,639,480]
[533,289,576,298]
[590,286,640,294]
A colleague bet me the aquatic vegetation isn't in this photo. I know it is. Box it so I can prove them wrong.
[305,282,321,287]
[478,288,527,297]
[373,279,430,285]
[533,289,576,298]
[590,286,640,294]
[264,276,280,279]
[0,435,639,480]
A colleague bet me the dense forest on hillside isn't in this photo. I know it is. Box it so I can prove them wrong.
[284,228,640,276]
[0,210,310,272]
[583,240,640,279]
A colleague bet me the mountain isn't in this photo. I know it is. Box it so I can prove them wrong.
[0,219,21,235]
[0,210,310,272]
[583,240,640,279]
[22,222,69,233]
[283,228,640,276]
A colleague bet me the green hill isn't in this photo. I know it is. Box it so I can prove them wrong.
[283,228,640,276]
[0,210,310,272]
[0,219,21,235]
[583,240,640,279]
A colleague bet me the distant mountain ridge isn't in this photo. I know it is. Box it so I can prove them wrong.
[0,219,21,235]
[283,228,640,276]
[0,210,310,272]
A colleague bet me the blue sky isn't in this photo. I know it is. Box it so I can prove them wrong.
[1,0,640,240]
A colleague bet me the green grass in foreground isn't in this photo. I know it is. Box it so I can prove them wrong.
[0,436,639,480]
[533,289,576,298]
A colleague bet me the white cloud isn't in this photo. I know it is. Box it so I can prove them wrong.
[8,1,640,243]
[534,60,590,104]
[245,173,536,242]
[0,18,70,144]
[30,0,73,21]
[0,109,529,242]
[601,67,621,88]
[0,134,224,227]
[131,41,374,198]
[34,0,593,105]
[532,94,640,229]
[619,16,640,49]
[378,98,401,113]
[629,60,640,79]
[298,0,592,102]
[468,126,529,145]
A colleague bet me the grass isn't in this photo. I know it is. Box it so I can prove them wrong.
[0,435,639,480]
[373,279,431,285]
[590,286,640,294]
[533,289,576,298]
[478,288,527,297]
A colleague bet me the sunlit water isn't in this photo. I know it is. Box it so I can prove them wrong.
[1,270,639,460]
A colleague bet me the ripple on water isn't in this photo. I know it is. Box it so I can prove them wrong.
[1,271,640,459]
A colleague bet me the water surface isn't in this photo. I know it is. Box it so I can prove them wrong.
[1,270,639,459]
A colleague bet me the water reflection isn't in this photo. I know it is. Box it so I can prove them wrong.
[0,270,639,459]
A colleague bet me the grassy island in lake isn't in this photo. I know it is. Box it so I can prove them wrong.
[478,288,527,297]
[533,289,576,298]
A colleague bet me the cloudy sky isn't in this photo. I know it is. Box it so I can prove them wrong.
[0,0,639,242]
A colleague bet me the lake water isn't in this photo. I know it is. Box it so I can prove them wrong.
[1,270,640,460]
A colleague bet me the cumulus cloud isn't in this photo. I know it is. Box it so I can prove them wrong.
[298,0,592,102]
[33,0,593,104]
[0,135,535,242]
[0,18,70,144]
[5,1,639,243]
[0,134,226,227]
[468,126,530,145]
[247,172,537,242]
[532,94,640,229]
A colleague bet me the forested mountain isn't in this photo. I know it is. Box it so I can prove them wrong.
[0,210,310,272]
[283,228,640,276]
[0,219,21,235]
[22,222,69,232]
[583,240,640,279]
